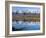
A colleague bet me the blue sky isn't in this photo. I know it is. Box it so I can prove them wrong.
[12,7,40,13]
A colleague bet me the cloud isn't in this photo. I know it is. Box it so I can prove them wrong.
[12,7,40,13]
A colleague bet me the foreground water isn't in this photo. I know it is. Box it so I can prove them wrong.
[12,21,40,31]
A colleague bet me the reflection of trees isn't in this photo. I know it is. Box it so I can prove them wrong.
[12,26,25,31]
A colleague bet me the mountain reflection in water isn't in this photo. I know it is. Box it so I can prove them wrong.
[12,21,40,31]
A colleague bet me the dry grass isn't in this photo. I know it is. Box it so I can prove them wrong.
[12,15,40,22]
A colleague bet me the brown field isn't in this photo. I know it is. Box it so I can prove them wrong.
[12,14,40,22]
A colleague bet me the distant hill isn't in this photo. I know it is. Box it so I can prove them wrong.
[12,12,40,22]
[12,12,40,16]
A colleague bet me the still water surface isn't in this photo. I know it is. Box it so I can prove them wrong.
[12,21,40,31]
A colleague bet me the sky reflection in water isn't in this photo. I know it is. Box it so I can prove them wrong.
[12,21,40,31]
